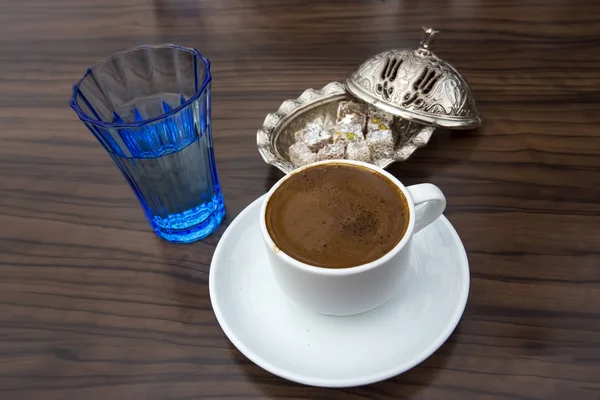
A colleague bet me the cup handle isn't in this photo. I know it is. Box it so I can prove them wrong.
[407,184,446,234]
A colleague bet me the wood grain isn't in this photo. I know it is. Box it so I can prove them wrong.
[0,0,599,398]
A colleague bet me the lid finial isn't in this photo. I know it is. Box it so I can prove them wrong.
[418,27,440,56]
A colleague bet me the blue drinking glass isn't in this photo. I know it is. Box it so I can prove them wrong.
[70,45,225,243]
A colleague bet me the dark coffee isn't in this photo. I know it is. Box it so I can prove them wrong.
[265,163,409,269]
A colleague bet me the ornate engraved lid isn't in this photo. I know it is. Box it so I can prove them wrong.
[346,27,481,129]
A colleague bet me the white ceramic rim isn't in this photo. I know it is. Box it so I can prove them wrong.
[259,159,416,276]
[209,194,470,387]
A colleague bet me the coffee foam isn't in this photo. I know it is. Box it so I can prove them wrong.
[266,164,408,269]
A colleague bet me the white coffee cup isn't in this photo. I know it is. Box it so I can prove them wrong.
[260,160,446,316]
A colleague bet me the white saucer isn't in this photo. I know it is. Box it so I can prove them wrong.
[209,195,469,388]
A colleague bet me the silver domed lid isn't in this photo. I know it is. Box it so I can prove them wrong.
[346,27,481,129]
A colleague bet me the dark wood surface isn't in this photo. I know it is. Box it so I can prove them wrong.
[1,0,599,398]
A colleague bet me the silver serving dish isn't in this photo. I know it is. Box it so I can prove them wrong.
[257,82,435,174]
[257,27,480,174]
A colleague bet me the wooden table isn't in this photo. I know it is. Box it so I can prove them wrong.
[1,0,599,398]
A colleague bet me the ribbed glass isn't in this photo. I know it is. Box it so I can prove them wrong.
[70,45,225,243]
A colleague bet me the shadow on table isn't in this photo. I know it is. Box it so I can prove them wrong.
[386,127,482,186]
[263,166,286,192]
[227,334,458,398]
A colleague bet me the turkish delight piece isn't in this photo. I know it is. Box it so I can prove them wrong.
[346,140,371,163]
[332,122,364,146]
[317,143,346,161]
[367,107,394,132]
[366,128,394,159]
[336,101,367,128]
[289,141,317,167]
[294,123,331,152]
